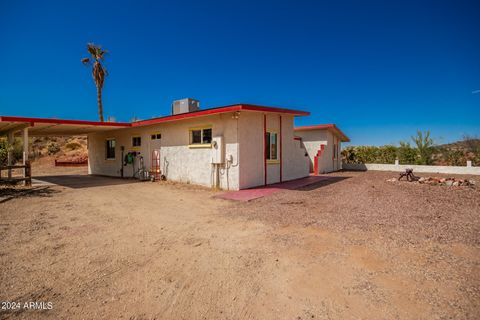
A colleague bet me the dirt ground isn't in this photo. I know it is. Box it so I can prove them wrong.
[1,168,479,320]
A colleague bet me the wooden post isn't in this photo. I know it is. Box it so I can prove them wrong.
[23,127,29,184]
[25,160,31,186]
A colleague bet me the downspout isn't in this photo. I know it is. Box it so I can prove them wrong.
[120,146,124,178]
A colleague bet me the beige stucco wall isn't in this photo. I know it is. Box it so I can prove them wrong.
[88,113,240,190]
[88,110,310,190]
[238,112,264,189]
[281,116,310,181]
[238,112,309,189]
[296,129,342,173]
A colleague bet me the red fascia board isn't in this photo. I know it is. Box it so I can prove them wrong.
[294,124,350,142]
[0,116,131,127]
[238,104,310,116]
[1,104,309,129]
[132,104,309,127]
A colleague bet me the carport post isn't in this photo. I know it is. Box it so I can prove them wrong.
[22,127,29,182]
[7,131,14,179]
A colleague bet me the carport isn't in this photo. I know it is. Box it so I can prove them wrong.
[0,116,130,183]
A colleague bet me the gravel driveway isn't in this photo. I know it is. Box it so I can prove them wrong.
[1,170,479,319]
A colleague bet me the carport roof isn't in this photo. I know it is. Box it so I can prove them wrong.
[0,116,130,136]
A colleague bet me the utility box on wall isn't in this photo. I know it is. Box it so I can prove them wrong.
[211,136,224,164]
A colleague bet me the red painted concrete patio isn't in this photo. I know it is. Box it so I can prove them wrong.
[216,175,334,202]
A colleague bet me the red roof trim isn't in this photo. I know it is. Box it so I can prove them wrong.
[0,116,131,127]
[1,104,309,129]
[294,124,350,142]
[132,104,309,127]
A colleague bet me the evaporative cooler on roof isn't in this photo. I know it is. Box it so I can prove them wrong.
[171,98,200,115]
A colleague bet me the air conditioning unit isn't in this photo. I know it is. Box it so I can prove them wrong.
[211,136,224,164]
[171,98,200,115]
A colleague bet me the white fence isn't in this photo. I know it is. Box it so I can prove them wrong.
[342,161,480,175]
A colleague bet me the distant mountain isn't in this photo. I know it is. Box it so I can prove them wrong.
[433,138,480,166]
[437,139,480,151]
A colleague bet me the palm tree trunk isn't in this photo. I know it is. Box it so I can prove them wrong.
[97,86,104,122]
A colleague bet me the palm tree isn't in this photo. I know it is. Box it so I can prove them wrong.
[82,43,108,122]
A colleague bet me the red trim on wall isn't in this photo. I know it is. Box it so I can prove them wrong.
[264,114,267,186]
[313,144,325,175]
[279,115,282,183]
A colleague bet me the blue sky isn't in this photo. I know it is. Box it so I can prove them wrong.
[0,0,479,146]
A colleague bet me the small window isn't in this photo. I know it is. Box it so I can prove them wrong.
[106,139,116,160]
[132,136,141,147]
[191,130,202,144]
[265,131,278,160]
[151,133,161,140]
[189,127,212,145]
[203,128,212,144]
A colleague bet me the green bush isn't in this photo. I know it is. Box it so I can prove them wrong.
[0,138,24,166]
[47,142,60,155]
[377,145,397,164]
[65,141,82,151]
[397,142,417,164]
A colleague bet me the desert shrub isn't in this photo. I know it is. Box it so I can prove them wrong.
[341,146,357,163]
[397,142,416,164]
[444,149,465,166]
[65,141,82,151]
[0,138,24,165]
[411,130,435,165]
[353,146,379,163]
[342,146,396,164]
[47,142,60,155]
[377,145,397,163]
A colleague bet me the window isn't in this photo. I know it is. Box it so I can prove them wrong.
[106,139,116,160]
[265,131,278,161]
[132,136,141,147]
[151,133,161,140]
[189,126,212,147]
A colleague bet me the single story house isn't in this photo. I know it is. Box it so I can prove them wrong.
[0,100,349,190]
[295,124,350,174]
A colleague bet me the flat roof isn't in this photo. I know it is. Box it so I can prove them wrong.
[294,124,350,142]
[1,104,309,136]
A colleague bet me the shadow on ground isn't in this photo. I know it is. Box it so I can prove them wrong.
[298,176,350,191]
[0,186,59,203]
[33,175,139,189]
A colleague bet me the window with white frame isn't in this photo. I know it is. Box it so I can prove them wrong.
[265,131,278,161]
